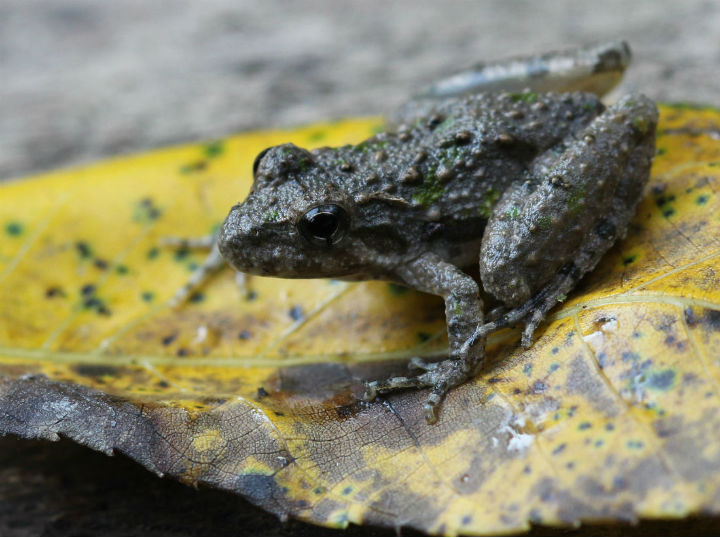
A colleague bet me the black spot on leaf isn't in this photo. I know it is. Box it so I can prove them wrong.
[5,221,24,236]
[75,241,93,259]
[45,286,65,298]
[141,291,155,302]
[162,333,177,346]
[238,330,252,340]
[622,254,637,266]
[289,305,304,321]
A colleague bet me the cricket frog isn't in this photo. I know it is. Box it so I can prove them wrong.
[176,41,658,423]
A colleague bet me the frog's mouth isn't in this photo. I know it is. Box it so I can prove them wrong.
[216,220,318,278]
[217,229,290,276]
[218,227,372,280]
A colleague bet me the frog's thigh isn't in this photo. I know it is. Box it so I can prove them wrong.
[480,93,657,309]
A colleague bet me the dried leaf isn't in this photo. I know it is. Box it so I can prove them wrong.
[1,106,720,536]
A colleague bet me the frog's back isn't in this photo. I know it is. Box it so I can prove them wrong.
[310,91,605,265]
[385,91,607,215]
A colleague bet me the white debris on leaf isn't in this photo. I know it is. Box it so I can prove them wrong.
[505,414,535,453]
[492,412,536,454]
[193,324,209,344]
[582,316,618,349]
[507,430,536,452]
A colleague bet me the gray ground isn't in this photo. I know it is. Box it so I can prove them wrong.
[2,2,720,536]
[1,0,719,180]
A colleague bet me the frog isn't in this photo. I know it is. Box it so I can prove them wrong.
[169,41,658,423]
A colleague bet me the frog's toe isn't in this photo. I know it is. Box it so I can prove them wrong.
[408,357,439,371]
[234,272,255,300]
[422,360,474,423]
[363,374,442,423]
[480,264,582,349]
[423,392,443,424]
[521,309,546,348]
[364,357,476,423]
[362,381,379,401]
[362,373,434,401]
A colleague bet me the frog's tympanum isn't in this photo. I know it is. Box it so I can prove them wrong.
[211,42,658,422]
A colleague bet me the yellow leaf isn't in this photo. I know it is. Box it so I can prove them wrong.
[1,105,720,535]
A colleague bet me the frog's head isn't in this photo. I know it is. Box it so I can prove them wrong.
[218,143,373,279]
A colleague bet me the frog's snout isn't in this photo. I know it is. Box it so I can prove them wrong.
[218,202,303,277]
[218,206,264,273]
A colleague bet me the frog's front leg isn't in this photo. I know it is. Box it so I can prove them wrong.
[364,252,484,423]
[160,236,225,306]
[473,93,658,347]
[161,234,250,306]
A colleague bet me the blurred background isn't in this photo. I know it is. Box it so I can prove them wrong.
[2,2,720,536]
[2,0,720,181]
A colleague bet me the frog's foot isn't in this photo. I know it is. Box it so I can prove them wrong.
[465,264,580,353]
[364,355,479,424]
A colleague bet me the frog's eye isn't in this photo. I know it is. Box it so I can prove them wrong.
[252,147,272,178]
[298,204,349,247]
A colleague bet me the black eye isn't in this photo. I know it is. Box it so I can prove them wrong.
[252,147,272,178]
[298,204,349,247]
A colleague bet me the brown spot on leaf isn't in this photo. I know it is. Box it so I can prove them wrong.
[566,355,622,417]
[73,365,120,378]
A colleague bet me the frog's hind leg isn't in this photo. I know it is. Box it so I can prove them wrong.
[466,261,582,351]
[474,93,658,348]
[421,41,630,98]
[390,41,631,127]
